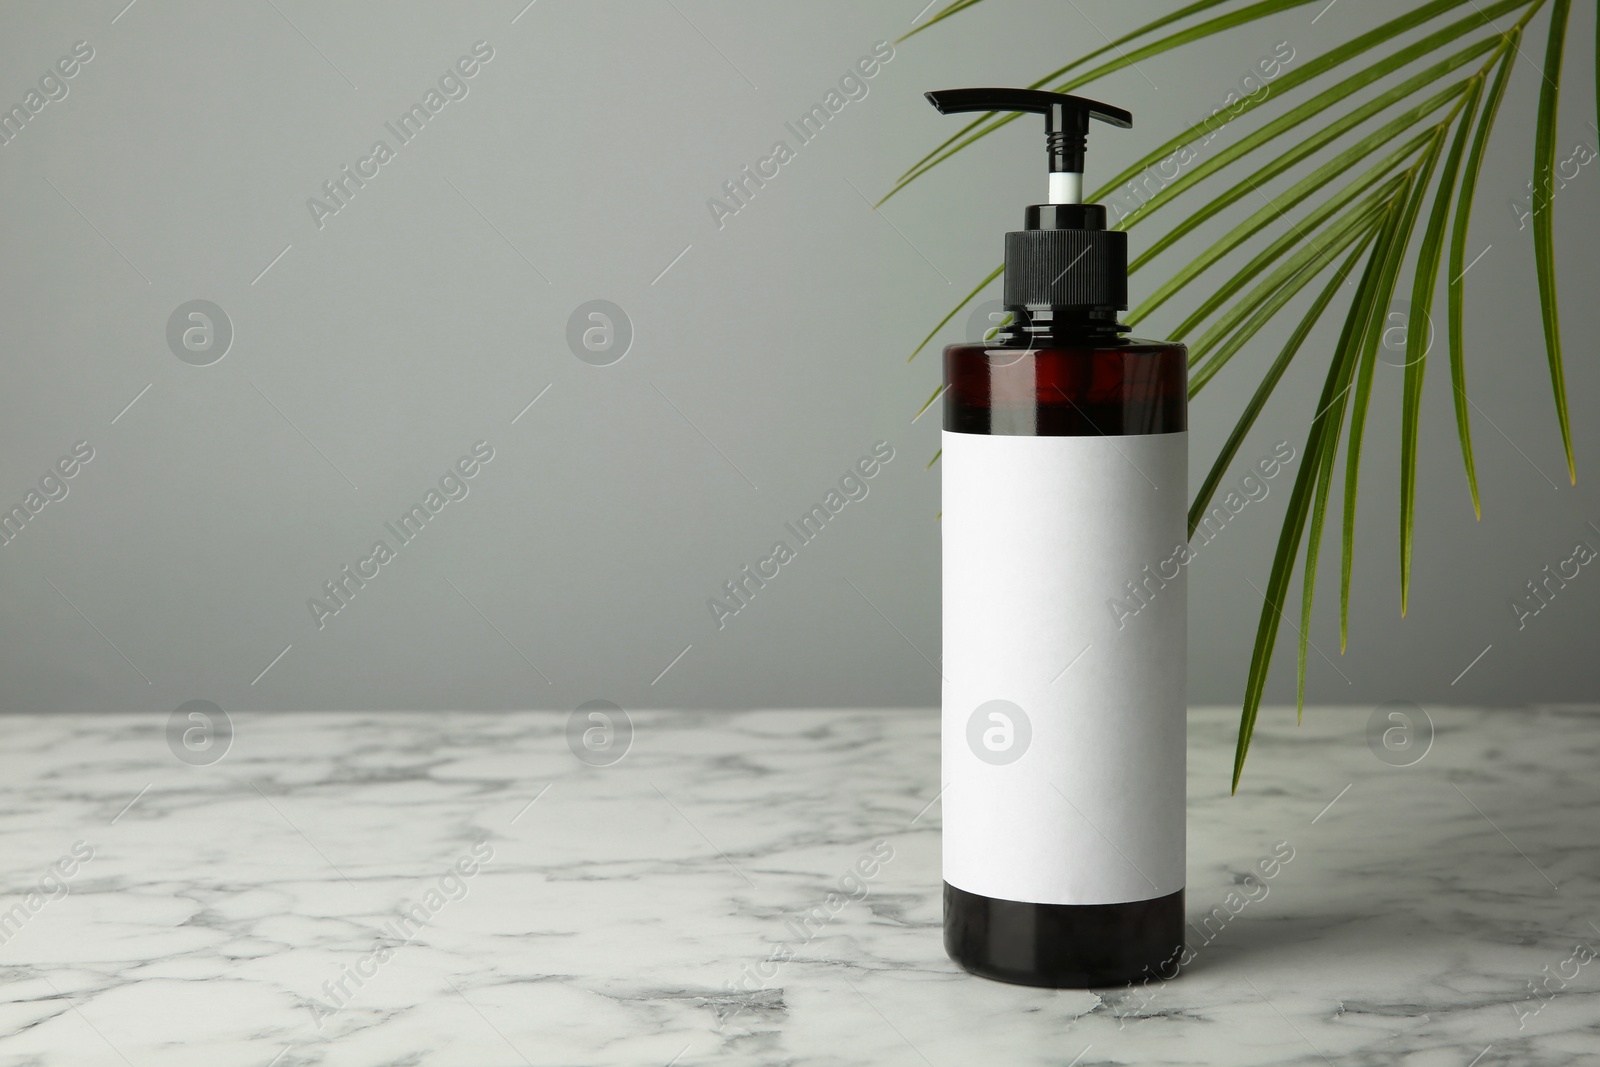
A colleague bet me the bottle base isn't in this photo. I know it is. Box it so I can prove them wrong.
[943,882,1184,988]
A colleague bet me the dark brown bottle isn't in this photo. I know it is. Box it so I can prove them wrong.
[942,316,1187,989]
[928,88,1188,989]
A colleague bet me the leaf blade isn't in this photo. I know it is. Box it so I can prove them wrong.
[1340,134,1446,647]
[1532,0,1576,484]
[1400,81,1482,616]
[906,263,1004,363]
[1293,195,1408,719]
[1447,33,1521,520]
[897,0,986,43]
[1232,261,1375,792]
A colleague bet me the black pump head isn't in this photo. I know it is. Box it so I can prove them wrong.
[925,88,1132,205]
[926,87,1135,322]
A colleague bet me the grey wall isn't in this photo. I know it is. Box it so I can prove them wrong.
[1,0,1595,714]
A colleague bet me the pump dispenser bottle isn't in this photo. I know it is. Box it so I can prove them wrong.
[931,89,1187,988]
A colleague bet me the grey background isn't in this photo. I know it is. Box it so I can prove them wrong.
[0,0,1594,714]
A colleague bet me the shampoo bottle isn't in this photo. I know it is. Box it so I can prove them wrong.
[931,89,1187,988]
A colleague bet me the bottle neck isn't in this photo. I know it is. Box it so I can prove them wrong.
[1027,203,1107,230]
[1001,305,1128,342]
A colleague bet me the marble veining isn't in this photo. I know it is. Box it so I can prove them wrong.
[1,705,1597,1065]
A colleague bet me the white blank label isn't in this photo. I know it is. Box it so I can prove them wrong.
[942,430,1187,905]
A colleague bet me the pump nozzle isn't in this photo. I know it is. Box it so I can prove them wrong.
[923,87,1134,318]
[925,88,1132,205]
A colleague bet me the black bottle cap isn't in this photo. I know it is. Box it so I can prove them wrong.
[925,88,1132,315]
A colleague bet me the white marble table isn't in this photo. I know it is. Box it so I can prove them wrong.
[1,706,1596,1066]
